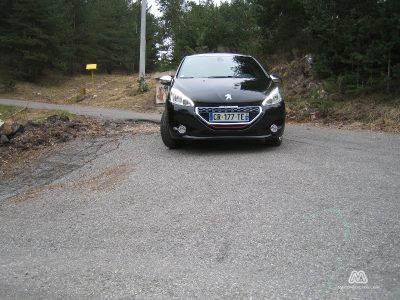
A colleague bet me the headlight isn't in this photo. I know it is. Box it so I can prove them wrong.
[169,88,194,107]
[262,87,282,106]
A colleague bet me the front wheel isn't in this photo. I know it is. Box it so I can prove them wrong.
[160,111,185,149]
[265,136,282,147]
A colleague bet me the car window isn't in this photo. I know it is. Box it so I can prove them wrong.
[177,55,266,79]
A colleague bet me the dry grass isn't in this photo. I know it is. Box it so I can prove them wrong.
[0,104,75,124]
[1,73,158,112]
[286,95,400,133]
[329,96,400,132]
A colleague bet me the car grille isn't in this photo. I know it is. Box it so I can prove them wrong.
[196,106,262,124]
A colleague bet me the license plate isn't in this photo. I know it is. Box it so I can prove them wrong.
[209,112,249,122]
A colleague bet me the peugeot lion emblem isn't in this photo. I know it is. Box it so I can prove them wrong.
[225,94,232,101]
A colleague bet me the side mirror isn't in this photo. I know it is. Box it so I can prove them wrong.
[160,75,172,85]
[270,74,282,84]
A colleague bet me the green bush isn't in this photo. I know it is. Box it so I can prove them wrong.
[137,76,149,94]
[309,86,334,116]
[0,78,16,92]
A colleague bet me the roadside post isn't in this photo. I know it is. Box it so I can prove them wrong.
[86,64,97,94]
[138,0,147,92]
[139,0,147,79]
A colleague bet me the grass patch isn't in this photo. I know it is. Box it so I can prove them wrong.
[0,105,76,124]
[286,94,400,132]
[55,110,75,119]
[0,105,20,119]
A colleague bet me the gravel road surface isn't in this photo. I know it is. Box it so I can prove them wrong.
[0,125,399,299]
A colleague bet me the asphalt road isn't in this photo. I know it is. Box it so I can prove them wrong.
[0,98,162,122]
[1,124,399,299]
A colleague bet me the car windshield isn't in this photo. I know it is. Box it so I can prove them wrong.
[177,55,266,79]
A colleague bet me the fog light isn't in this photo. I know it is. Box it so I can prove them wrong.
[177,125,187,135]
[270,124,278,133]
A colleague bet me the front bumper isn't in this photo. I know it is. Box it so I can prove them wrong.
[167,102,285,140]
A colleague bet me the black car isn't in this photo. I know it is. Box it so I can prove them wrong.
[159,53,285,148]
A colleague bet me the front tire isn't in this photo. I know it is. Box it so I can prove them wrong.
[160,111,185,149]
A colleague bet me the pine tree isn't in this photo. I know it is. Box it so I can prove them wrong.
[0,0,72,81]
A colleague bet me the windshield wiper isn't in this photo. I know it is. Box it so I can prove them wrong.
[206,76,234,78]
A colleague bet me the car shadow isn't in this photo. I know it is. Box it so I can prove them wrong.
[178,140,284,155]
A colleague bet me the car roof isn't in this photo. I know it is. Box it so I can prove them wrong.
[186,53,251,58]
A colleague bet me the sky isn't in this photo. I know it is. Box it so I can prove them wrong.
[147,0,225,17]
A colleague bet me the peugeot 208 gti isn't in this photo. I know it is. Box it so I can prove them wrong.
[159,53,285,148]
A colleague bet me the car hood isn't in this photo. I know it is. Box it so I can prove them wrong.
[172,78,274,104]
